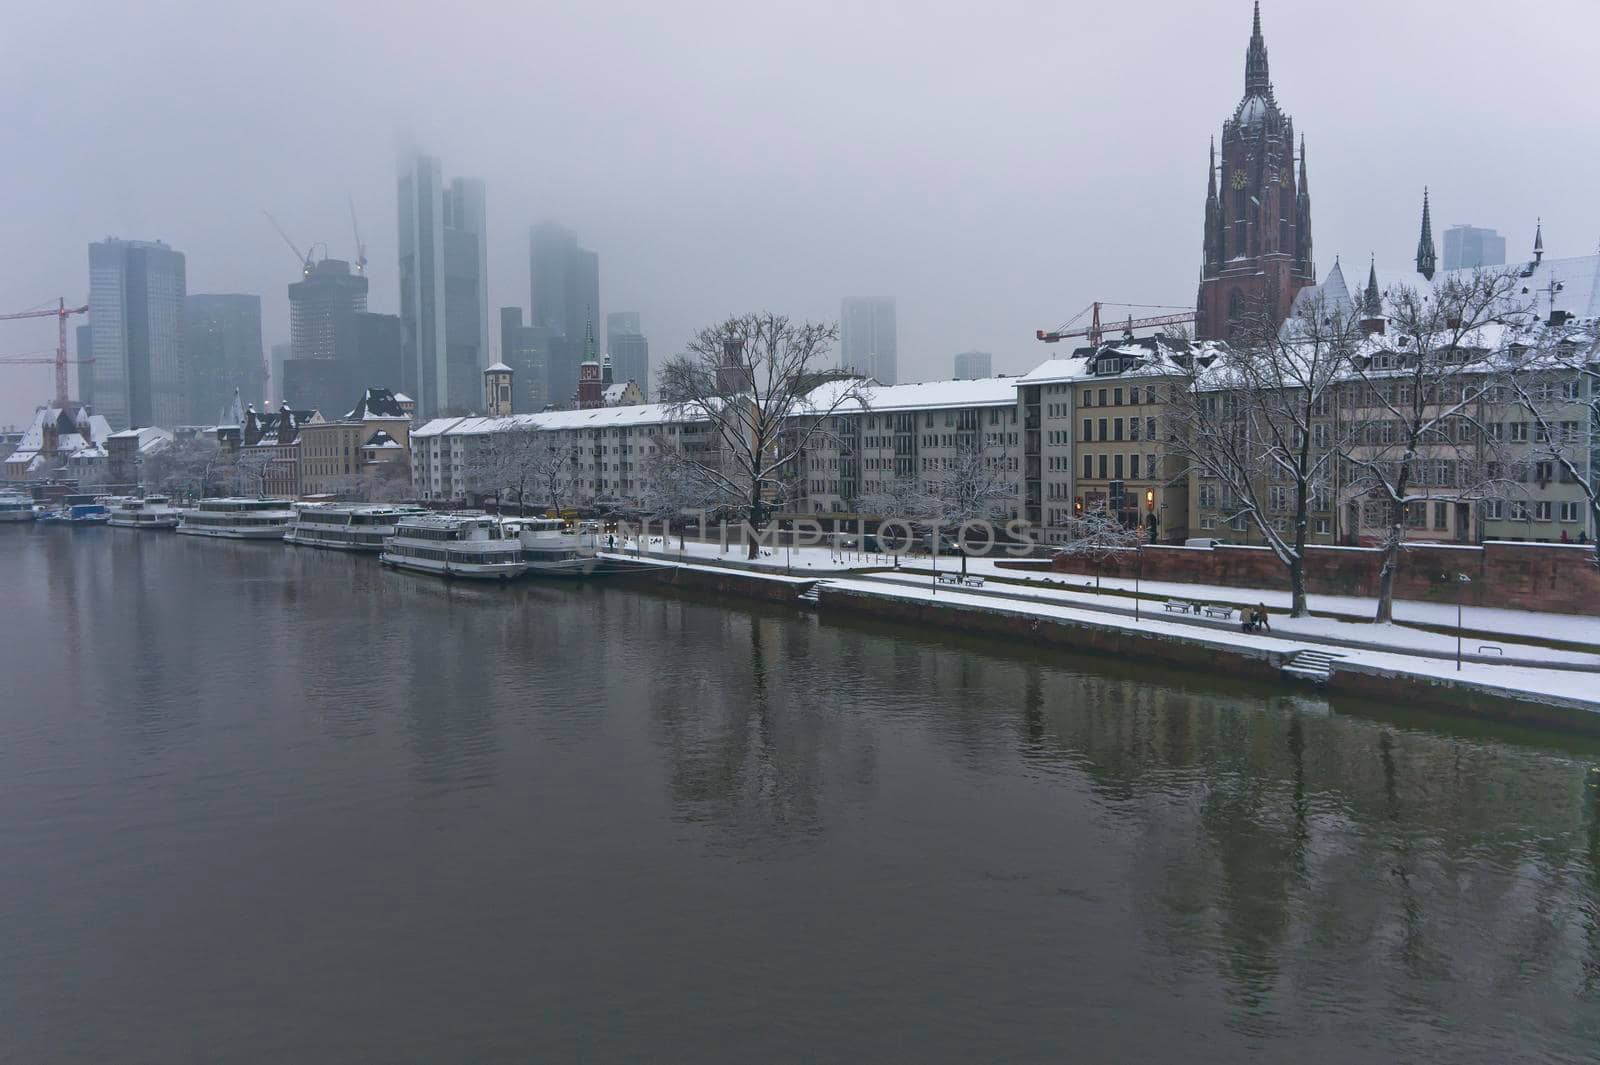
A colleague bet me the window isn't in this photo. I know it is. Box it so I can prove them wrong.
[1129,419,1141,441]
[1114,454,1124,479]
[1147,453,1157,477]
[1082,418,1092,442]
[1199,483,1218,508]
[1482,499,1503,521]
[1098,454,1108,480]
[1098,389,1107,407]
[1560,501,1580,522]
[1098,418,1108,442]
[1509,422,1529,442]
[1113,388,1123,406]
[1082,389,1092,407]
[1509,500,1529,521]
[1432,501,1449,530]
[1113,419,1124,442]
[1314,518,1330,535]
[1146,417,1156,440]
[1533,501,1552,521]
[1130,455,1141,479]
[1128,386,1139,405]
[1082,454,1092,479]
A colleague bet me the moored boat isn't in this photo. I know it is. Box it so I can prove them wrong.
[176,497,296,539]
[380,513,526,580]
[108,495,182,530]
[39,501,111,525]
[511,517,600,577]
[0,493,37,523]
[284,502,428,552]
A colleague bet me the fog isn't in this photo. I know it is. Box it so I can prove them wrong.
[1,0,1596,425]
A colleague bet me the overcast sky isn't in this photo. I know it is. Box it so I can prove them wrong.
[2,0,1596,425]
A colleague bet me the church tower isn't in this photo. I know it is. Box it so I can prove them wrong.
[1196,3,1315,340]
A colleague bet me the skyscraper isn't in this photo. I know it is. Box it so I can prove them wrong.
[269,342,290,406]
[606,311,649,399]
[499,307,553,413]
[76,324,93,411]
[840,297,897,385]
[398,149,489,417]
[1442,225,1507,272]
[530,222,599,408]
[289,258,368,361]
[88,238,187,429]
[953,351,992,380]
[185,294,265,424]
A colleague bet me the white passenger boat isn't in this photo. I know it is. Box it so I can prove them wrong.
[511,517,600,577]
[379,513,527,580]
[0,493,37,522]
[284,503,427,552]
[176,497,296,539]
[108,495,182,530]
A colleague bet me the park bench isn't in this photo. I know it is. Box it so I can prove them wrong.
[1163,599,1192,614]
[936,574,962,586]
[962,576,985,588]
[1202,605,1234,620]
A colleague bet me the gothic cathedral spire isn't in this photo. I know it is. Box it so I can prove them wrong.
[1245,1,1270,96]
[1415,187,1437,280]
[1364,255,1381,317]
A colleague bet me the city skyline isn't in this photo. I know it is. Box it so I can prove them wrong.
[3,1,1598,423]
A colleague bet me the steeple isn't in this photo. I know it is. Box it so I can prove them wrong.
[1244,1,1270,96]
[1364,255,1381,316]
[583,307,597,361]
[1297,134,1307,195]
[1415,187,1437,281]
[1207,136,1217,201]
[1533,218,1544,265]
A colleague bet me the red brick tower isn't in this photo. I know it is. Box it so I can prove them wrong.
[1196,3,1315,339]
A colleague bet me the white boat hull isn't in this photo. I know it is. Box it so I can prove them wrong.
[524,556,599,578]
[284,530,385,552]
[109,516,181,529]
[177,523,291,540]
[380,552,527,580]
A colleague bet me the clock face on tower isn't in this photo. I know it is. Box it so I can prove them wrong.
[1231,170,1247,190]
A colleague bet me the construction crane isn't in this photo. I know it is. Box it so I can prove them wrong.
[0,298,91,405]
[1037,302,1196,346]
[263,210,314,278]
[349,196,367,276]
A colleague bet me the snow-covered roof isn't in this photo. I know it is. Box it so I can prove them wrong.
[362,429,403,449]
[107,426,174,455]
[483,361,513,374]
[393,393,413,403]
[1316,252,1600,323]
[1018,335,1220,386]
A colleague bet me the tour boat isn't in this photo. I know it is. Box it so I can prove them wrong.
[511,517,601,577]
[38,502,111,525]
[107,495,182,530]
[0,493,37,522]
[176,497,296,539]
[379,513,527,580]
[284,502,427,552]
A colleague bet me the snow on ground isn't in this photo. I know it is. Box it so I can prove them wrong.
[915,557,1600,649]
[824,576,1600,709]
[617,537,884,572]
[860,571,1600,668]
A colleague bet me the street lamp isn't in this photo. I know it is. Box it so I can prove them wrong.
[1456,572,1472,671]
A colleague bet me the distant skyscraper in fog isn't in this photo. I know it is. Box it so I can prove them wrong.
[185,294,265,424]
[1442,225,1506,272]
[88,238,187,429]
[953,351,992,380]
[398,149,489,416]
[840,297,896,385]
[269,342,289,406]
[76,324,93,411]
[530,222,600,408]
[606,311,649,399]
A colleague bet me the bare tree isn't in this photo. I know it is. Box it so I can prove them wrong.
[1341,269,1523,622]
[144,437,228,500]
[1056,506,1142,594]
[1170,295,1361,616]
[230,449,276,496]
[1502,325,1600,569]
[533,440,579,516]
[657,313,863,558]
[859,443,1016,575]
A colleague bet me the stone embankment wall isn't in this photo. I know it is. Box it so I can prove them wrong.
[1047,541,1600,615]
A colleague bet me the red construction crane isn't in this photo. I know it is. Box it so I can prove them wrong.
[0,299,91,405]
[1037,302,1196,346]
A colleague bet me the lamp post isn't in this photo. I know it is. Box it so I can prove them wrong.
[1135,541,1142,621]
[1456,572,1472,670]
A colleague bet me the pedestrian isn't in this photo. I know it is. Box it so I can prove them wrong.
[1561,529,1570,544]
[1255,602,1271,632]
[1581,530,1590,544]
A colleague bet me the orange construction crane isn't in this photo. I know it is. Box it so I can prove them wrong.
[1037,302,1195,346]
[0,299,91,406]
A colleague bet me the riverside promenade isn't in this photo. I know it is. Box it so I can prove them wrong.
[605,540,1600,734]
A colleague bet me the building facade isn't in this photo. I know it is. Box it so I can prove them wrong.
[608,324,650,401]
[289,258,368,362]
[499,307,553,413]
[1195,5,1314,340]
[953,351,993,380]
[88,238,188,429]
[184,294,266,426]
[1442,225,1507,272]
[398,150,489,417]
[840,297,897,384]
[530,222,600,408]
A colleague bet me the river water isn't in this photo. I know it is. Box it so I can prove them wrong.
[2,527,1598,1063]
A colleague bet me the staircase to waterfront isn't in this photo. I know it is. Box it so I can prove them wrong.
[797,579,835,606]
[1283,649,1342,685]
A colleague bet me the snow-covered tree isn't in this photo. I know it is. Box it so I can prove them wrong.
[462,427,544,513]
[1055,506,1142,593]
[1169,293,1362,616]
[656,313,864,558]
[533,440,579,516]
[1501,325,1600,569]
[858,443,1016,575]
[1340,269,1523,622]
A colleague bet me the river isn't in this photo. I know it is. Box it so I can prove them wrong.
[2,527,1597,1063]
